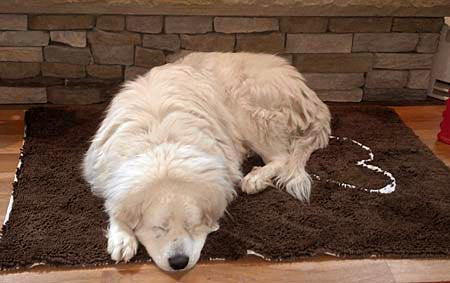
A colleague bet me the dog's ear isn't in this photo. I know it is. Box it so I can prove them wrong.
[196,186,227,233]
[209,221,220,232]
[106,197,145,231]
[202,213,220,233]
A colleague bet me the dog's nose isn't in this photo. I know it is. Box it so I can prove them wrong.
[168,255,189,270]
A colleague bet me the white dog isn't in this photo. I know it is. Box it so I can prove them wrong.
[83,52,330,272]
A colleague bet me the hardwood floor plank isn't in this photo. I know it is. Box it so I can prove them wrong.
[0,111,25,137]
[0,192,11,225]
[386,259,450,283]
[0,154,20,173]
[0,260,396,283]
[0,110,24,121]
[0,121,24,135]
[393,106,450,166]
[1,269,102,283]
[0,135,23,155]
[0,172,14,196]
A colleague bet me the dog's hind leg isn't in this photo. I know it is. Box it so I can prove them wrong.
[276,118,330,202]
[233,61,331,201]
[241,132,328,201]
[240,107,330,201]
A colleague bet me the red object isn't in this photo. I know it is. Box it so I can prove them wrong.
[438,99,450,145]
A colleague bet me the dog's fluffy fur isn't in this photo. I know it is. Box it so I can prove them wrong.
[83,52,330,271]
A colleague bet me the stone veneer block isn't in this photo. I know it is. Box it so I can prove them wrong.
[329,17,392,32]
[392,17,444,33]
[91,44,134,65]
[165,16,212,34]
[50,31,86,48]
[143,34,180,51]
[293,53,373,73]
[126,16,163,33]
[88,31,140,65]
[124,66,149,81]
[407,70,431,89]
[366,70,408,88]
[0,62,40,79]
[280,17,328,33]
[44,46,92,65]
[286,34,352,53]
[374,53,434,69]
[416,33,440,53]
[87,30,141,45]
[363,88,427,101]
[134,47,166,68]
[303,73,365,90]
[236,33,284,53]
[41,62,86,78]
[0,31,49,46]
[96,15,125,31]
[86,65,123,79]
[181,34,235,52]
[0,14,27,31]
[91,45,134,65]
[316,89,363,102]
[29,15,95,30]
[214,17,278,33]
[47,86,103,104]
[0,47,43,62]
[352,33,418,52]
[0,87,46,104]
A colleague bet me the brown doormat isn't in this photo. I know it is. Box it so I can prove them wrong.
[1,105,450,270]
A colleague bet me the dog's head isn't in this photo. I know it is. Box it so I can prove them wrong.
[134,181,223,272]
[104,145,236,272]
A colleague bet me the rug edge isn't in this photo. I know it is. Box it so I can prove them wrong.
[1,113,28,235]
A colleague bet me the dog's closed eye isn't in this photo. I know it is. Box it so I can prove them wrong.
[152,226,169,238]
[185,223,201,232]
[186,223,219,234]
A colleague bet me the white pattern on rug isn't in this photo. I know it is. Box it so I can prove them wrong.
[216,136,398,262]
[311,136,397,194]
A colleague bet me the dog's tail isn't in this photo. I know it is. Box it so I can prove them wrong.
[276,87,331,202]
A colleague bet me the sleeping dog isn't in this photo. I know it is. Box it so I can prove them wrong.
[83,52,330,272]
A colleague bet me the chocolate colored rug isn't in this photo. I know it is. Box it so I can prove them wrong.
[1,105,450,270]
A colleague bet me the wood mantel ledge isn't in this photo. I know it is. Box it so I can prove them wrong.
[0,0,450,16]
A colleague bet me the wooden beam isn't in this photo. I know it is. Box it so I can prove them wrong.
[0,0,449,16]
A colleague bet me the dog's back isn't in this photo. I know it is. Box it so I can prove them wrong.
[178,52,329,140]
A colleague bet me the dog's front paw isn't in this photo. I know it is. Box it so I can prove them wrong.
[107,228,138,263]
[241,166,272,195]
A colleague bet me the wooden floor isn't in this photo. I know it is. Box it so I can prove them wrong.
[0,105,449,283]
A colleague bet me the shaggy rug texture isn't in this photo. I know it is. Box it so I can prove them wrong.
[1,105,449,269]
